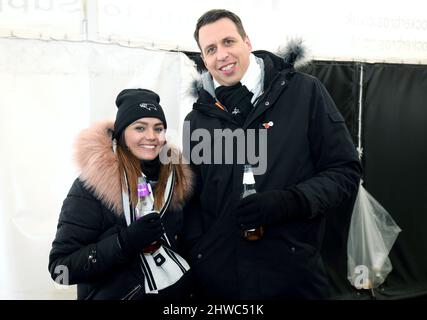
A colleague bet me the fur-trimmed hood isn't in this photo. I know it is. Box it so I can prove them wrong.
[73,120,193,215]
[276,38,309,69]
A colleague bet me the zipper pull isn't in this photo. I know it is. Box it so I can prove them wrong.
[84,248,97,271]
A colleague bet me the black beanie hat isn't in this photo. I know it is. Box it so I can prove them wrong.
[114,88,167,139]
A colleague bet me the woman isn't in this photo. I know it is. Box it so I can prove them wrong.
[49,88,194,300]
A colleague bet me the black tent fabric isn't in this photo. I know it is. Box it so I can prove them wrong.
[362,63,427,299]
[185,52,427,299]
[306,61,427,299]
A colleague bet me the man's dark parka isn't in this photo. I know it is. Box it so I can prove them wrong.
[182,49,362,299]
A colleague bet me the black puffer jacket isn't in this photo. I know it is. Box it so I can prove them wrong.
[182,50,362,299]
[48,120,194,299]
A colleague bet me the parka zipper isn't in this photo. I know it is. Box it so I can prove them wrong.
[84,248,97,271]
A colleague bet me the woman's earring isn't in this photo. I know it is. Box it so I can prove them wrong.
[112,138,117,153]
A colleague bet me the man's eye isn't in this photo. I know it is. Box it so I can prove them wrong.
[155,127,164,133]
[135,126,145,131]
[206,47,216,55]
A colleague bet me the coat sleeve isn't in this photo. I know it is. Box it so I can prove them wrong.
[295,77,362,218]
[180,112,205,256]
[48,178,128,285]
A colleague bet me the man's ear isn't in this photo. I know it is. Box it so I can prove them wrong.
[200,53,207,68]
[244,36,252,52]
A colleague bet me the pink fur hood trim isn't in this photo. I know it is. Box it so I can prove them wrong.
[73,120,193,215]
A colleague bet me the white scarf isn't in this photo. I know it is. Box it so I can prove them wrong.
[121,170,190,294]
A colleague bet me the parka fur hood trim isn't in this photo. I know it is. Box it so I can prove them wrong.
[73,120,193,215]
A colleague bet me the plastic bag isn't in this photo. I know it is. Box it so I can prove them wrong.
[347,184,401,289]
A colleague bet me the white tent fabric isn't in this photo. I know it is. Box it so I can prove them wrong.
[0,0,426,63]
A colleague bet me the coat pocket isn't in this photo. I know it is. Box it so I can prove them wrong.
[120,284,142,300]
[328,111,345,123]
[83,285,99,300]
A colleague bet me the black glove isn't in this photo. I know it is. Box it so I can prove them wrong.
[236,189,310,230]
[215,82,254,126]
[118,212,164,257]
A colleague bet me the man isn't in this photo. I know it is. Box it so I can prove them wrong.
[182,9,362,299]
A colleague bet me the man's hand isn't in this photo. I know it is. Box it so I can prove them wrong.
[236,190,308,230]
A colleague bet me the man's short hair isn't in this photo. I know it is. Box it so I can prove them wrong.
[194,9,247,51]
